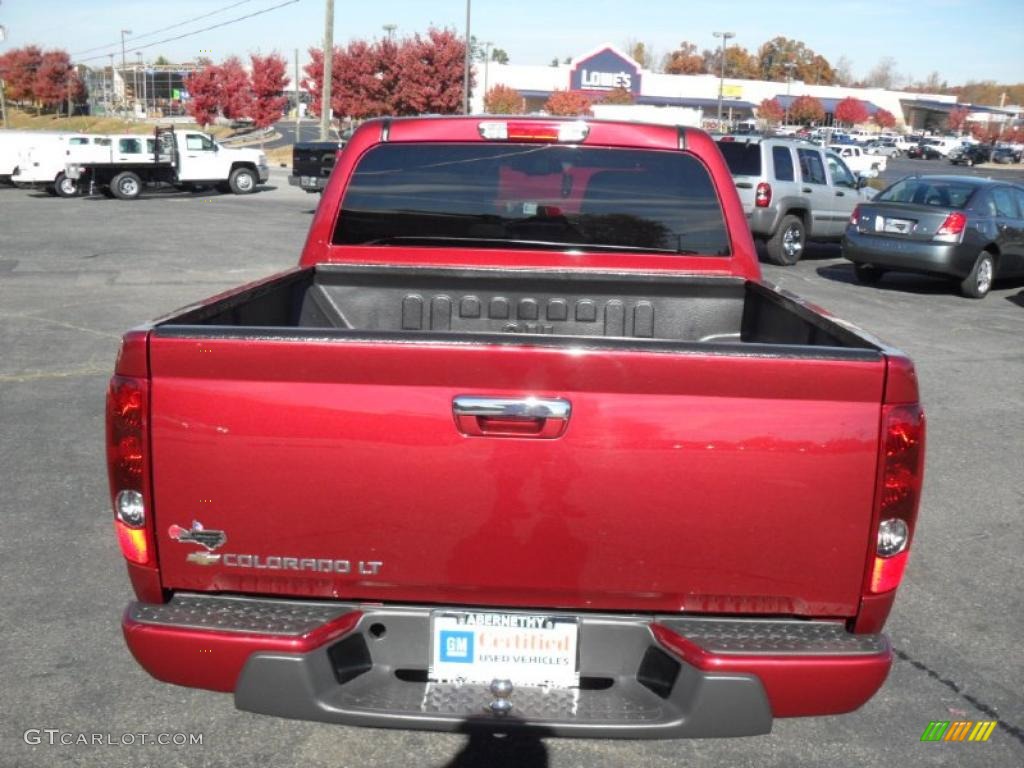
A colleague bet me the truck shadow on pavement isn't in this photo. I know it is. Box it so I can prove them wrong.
[439,728,549,768]
[1008,290,1024,308]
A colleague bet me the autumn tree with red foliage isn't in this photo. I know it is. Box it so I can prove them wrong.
[834,97,869,127]
[184,60,222,126]
[393,28,467,115]
[544,89,592,117]
[757,97,784,124]
[947,106,970,133]
[250,53,289,129]
[484,84,523,114]
[302,28,468,120]
[788,95,825,124]
[218,56,252,120]
[0,45,43,103]
[872,108,896,129]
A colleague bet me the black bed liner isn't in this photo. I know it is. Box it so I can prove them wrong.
[154,264,882,360]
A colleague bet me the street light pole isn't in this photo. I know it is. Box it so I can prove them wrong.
[320,0,334,141]
[462,0,471,114]
[713,31,734,129]
[784,61,796,128]
[382,24,396,40]
[482,41,492,103]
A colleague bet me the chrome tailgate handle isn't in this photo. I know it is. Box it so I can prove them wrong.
[452,396,571,438]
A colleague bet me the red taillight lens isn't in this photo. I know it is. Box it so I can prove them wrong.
[868,404,925,594]
[935,211,967,239]
[107,374,152,564]
[755,182,772,208]
[849,205,861,227]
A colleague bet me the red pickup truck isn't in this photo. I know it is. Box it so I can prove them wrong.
[108,116,925,738]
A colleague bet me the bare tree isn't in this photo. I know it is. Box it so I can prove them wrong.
[833,55,854,87]
[865,56,898,89]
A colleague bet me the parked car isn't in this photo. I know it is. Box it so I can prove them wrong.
[949,144,992,166]
[991,146,1022,164]
[864,139,902,157]
[843,175,1024,298]
[717,136,874,264]
[906,141,942,160]
[108,116,924,738]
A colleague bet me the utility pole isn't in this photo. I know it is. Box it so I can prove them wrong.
[462,0,471,114]
[120,29,131,115]
[320,0,333,141]
[294,48,301,143]
[713,31,734,129]
[137,53,146,116]
[108,54,115,114]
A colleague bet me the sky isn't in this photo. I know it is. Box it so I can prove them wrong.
[2,0,1023,85]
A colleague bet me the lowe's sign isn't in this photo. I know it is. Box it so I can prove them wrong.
[570,48,641,94]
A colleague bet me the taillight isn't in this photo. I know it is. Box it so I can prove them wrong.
[869,404,925,593]
[934,211,967,243]
[849,205,861,227]
[107,374,153,564]
[478,120,589,143]
[755,182,772,208]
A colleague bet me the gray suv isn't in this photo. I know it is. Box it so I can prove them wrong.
[717,137,874,265]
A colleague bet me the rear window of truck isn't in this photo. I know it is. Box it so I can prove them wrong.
[333,143,731,256]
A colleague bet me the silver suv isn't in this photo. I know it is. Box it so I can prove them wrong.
[717,137,874,265]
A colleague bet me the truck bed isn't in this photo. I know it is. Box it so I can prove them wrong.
[157,263,880,357]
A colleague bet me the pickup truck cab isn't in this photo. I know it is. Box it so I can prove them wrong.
[829,144,887,177]
[67,127,268,199]
[718,136,875,265]
[109,116,924,739]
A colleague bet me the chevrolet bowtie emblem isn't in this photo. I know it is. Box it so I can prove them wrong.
[186,551,222,566]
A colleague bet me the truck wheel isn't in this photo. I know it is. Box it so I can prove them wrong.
[965,157,974,167]
[55,173,80,198]
[229,167,257,194]
[959,251,995,299]
[765,215,805,266]
[854,264,885,284]
[111,172,142,200]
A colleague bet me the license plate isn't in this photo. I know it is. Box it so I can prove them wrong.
[878,216,913,234]
[429,611,579,688]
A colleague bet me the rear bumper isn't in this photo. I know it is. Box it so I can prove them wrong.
[842,229,974,278]
[288,174,326,192]
[124,594,891,738]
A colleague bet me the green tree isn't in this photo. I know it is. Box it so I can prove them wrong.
[491,48,509,65]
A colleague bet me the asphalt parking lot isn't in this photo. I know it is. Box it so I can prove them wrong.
[1,167,1022,768]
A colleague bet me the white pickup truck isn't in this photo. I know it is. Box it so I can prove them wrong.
[66,127,268,199]
[828,144,887,177]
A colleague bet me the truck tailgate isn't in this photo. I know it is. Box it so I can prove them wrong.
[148,334,884,617]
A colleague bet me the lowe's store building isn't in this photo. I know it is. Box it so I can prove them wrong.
[470,45,1017,132]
